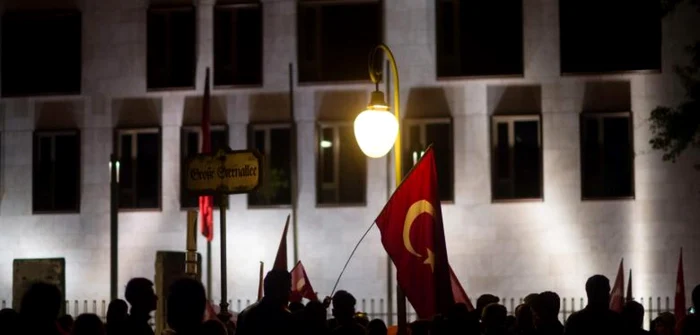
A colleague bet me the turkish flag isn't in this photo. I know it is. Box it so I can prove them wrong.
[675,248,686,321]
[290,261,319,302]
[449,266,474,312]
[609,258,624,313]
[375,147,453,319]
[199,68,214,242]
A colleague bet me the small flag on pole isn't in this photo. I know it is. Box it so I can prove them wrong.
[609,258,624,313]
[675,248,686,321]
[290,261,319,302]
[273,215,291,272]
[449,266,474,312]
[626,269,633,302]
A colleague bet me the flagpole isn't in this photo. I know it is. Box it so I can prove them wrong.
[385,59,394,326]
[289,63,299,264]
[218,196,231,324]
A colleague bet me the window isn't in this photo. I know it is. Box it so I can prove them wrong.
[581,113,634,199]
[436,0,523,78]
[403,119,454,201]
[560,0,661,74]
[147,6,196,89]
[180,126,229,208]
[33,131,80,213]
[491,115,542,201]
[116,129,161,210]
[297,0,382,83]
[1,10,81,97]
[214,2,263,86]
[317,123,366,205]
[248,125,292,206]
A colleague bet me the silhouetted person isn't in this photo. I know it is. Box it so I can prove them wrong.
[368,319,387,335]
[525,294,540,305]
[58,314,75,334]
[290,301,305,314]
[106,299,127,335]
[124,278,157,335]
[72,314,105,335]
[0,308,19,335]
[515,303,536,335]
[237,270,293,335]
[446,303,476,334]
[166,277,206,335]
[677,284,700,335]
[622,301,650,335]
[200,319,227,335]
[477,294,500,320]
[19,282,63,335]
[304,300,329,335]
[482,303,509,335]
[565,275,623,335]
[652,313,675,335]
[330,290,365,335]
[532,291,563,335]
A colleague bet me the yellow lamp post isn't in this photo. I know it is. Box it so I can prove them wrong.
[353,43,407,335]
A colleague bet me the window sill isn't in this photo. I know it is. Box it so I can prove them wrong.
[297,79,372,87]
[436,73,524,81]
[146,85,196,93]
[561,69,661,77]
[247,204,293,210]
[315,203,367,208]
[32,210,81,215]
[2,91,82,99]
[581,196,635,202]
[214,83,263,90]
[491,198,544,204]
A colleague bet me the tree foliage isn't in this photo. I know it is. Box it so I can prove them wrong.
[649,0,700,162]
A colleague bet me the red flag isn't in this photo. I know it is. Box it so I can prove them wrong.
[626,269,633,302]
[675,248,686,321]
[257,261,264,301]
[449,266,474,312]
[375,147,453,319]
[610,258,624,313]
[290,261,319,302]
[273,215,291,271]
[199,68,214,242]
[204,301,217,321]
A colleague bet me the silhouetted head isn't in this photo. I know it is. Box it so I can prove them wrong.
[166,278,206,333]
[20,282,62,322]
[447,302,470,322]
[693,284,700,308]
[622,301,644,329]
[0,308,19,328]
[332,290,357,323]
[200,319,227,335]
[72,314,105,335]
[524,293,539,305]
[57,314,74,333]
[585,275,610,308]
[304,300,327,325]
[532,291,560,324]
[476,294,500,317]
[125,278,157,313]
[482,303,507,329]
[289,301,304,313]
[263,270,292,306]
[368,318,388,335]
[515,304,534,331]
[106,299,128,325]
[653,312,676,335]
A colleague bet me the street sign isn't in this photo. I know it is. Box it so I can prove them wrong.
[186,148,263,194]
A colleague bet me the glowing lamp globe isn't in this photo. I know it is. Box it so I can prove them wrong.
[354,91,398,158]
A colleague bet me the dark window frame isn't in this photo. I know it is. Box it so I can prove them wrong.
[297,0,384,85]
[180,125,229,210]
[114,127,163,212]
[213,2,264,88]
[32,129,81,214]
[490,115,543,203]
[1,9,82,97]
[315,121,367,207]
[247,122,293,208]
[435,0,525,80]
[403,117,455,203]
[579,112,635,201]
[147,5,197,91]
[559,0,662,76]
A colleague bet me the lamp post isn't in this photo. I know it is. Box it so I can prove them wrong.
[353,44,406,335]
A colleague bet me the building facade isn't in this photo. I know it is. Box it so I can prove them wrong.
[0,0,699,316]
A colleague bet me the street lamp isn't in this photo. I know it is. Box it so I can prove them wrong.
[353,44,406,335]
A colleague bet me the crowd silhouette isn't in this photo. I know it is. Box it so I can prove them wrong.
[0,271,697,335]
